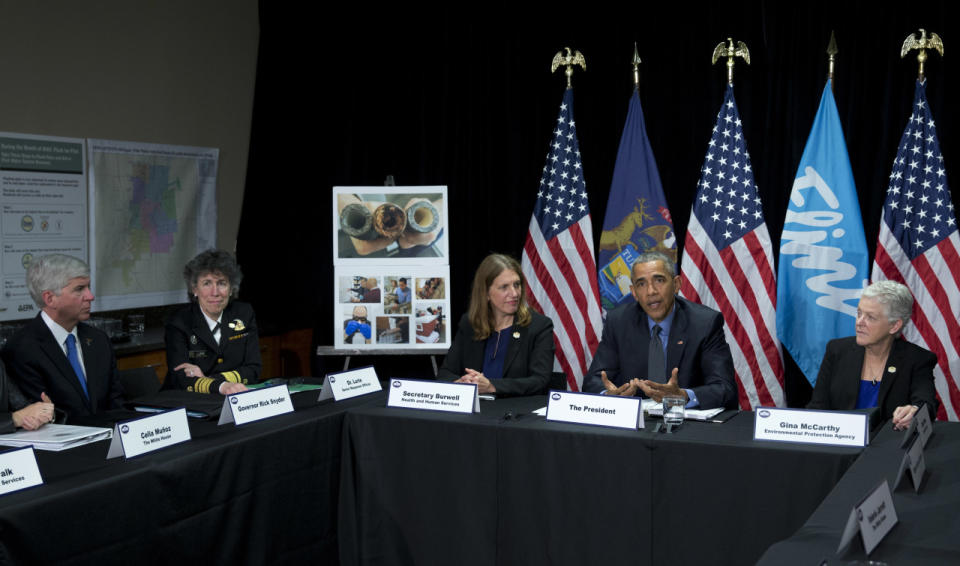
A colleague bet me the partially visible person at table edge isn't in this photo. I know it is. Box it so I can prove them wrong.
[807,280,937,430]
[165,249,261,395]
[2,253,124,418]
[0,360,55,433]
[437,253,554,396]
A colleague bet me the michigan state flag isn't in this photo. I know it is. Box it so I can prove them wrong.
[597,90,675,314]
[777,83,869,386]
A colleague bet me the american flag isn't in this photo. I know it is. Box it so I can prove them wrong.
[871,80,960,421]
[679,85,785,409]
[522,87,603,391]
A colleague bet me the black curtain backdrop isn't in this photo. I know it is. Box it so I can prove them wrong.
[238,2,958,406]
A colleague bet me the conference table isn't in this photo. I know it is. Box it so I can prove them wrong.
[338,395,864,566]
[759,420,960,565]
[1,388,953,565]
[0,390,378,566]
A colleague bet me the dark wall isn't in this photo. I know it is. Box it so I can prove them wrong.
[239,2,958,403]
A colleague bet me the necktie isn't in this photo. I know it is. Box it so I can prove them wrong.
[65,334,90,399]
[648,325,666,383]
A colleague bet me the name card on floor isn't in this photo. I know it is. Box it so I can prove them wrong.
[900,405,933,449]
[754,407,867,447]
[319,366,381,402]
[107,408,191,459]
[546,391,642,430]
[838,480,898,556]
[0,447,43,495]
[387,379,479,414]
[895,435,926,493]
[219,384,294,425]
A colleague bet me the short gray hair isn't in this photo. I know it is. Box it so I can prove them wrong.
[26,254,90,307]
[862,280,913,332]
[632,251,676,278]
[183,249,242,300]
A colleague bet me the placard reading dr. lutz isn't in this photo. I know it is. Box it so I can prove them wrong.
[219,384,295,426]
[547,390,642,430]
[754,407,867,447]
[0,447,43,496]
[319,366,382,402]
[387,379,478,414]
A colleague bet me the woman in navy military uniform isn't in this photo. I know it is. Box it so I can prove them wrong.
[165,250,261,394]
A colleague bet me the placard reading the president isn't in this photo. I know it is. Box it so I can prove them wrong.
[754,407,867,447]
[0,447,43,496]
[547,390,643,430]
[387,379,478,414]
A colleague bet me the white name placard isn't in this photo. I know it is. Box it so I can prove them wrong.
[895,435,926,493]
[901,405,933,449]
[219,384,295,426]
[838,480,898,556]
[0,447,43,495]
[546,390,642,430]
[754,407,867,447]
[319,365,382,402]
[387,379,479,414]
[107,408,192,459]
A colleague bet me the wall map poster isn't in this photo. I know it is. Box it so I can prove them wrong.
[332,186,450,350]
[88,139,218,310]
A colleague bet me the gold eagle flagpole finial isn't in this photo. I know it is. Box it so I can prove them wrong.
[551,47,586,89]
[632,42,642,89]
[901,28,944,81]
[712,38,750,85]
[826,31,838,91]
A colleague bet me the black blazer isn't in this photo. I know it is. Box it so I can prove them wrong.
[807,336,938,421]
[164,301,262,393]
[2,314,124,418]
[437,311,554,397]
[582,296,737,410]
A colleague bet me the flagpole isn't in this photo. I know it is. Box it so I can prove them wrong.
[826,31,838,91]
[711,37,750,85]
[900,28,944,81]
[632,43,641,90]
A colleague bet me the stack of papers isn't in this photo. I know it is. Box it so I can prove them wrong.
[0,424,113,452]
[642,399,724,421]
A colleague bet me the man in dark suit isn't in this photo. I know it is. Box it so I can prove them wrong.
[582,252,737,410]
[2,254,124,417]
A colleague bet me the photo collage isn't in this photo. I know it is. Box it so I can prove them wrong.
[333,187,451,350]
[335,268,450,348]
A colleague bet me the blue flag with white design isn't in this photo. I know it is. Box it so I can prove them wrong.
[777,83,869,386]
[597,90,675,314]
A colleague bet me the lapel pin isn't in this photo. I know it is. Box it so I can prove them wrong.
[513,331,520,339]
[677,340,684,345]
[228,319,245,331]
[190,335,198,345]
[888,366,896,373]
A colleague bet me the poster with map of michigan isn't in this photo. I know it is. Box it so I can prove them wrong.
[88,139,218,310]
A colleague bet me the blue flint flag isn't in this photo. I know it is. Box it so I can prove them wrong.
[777,83,869,386]
[598,90,675,313]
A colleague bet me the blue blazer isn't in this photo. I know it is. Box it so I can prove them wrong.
[583,297,737,410]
